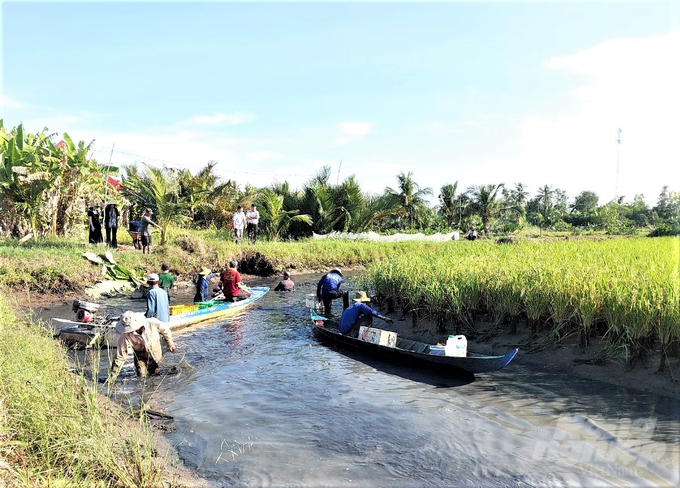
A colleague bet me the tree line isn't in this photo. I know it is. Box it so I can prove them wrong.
[1,121,678,242]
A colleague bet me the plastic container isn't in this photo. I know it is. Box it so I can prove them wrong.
[445,335,467,357]
[305,294,323,311]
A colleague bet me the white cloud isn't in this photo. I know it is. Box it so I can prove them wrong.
[186,112,257,126]
[1,94,25,110]
[484,31,680,204]
[334,121,374,146]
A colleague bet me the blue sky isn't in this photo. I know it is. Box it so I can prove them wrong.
[2,1,679,206]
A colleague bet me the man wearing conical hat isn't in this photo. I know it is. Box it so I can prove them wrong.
[109,311,176,381]
[194,266,218,303]
[339,291,393,338]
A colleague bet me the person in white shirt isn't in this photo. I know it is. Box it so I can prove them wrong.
[246,203,260,244]
[232,205,246,245]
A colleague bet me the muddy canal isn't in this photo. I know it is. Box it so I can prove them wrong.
[51,273,679,486]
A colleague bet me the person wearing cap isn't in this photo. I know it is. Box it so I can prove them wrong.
[274,270,295,292]
[145,273,170,323]
[232,205,246,245]
[220,260,251,301]
[108,311,176,381]
[158,263,175,299]
[339,291,393,338]
[194,267,219,303]
[246,203,260,244]
[87,204,103,245]
[141,208,161,254]
[316,267,349,315]
[104,201,119,248]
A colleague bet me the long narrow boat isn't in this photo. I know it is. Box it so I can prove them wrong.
[56,286,270,348]
[310,310,517,375]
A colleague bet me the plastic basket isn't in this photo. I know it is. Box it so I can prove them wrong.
[169,304,200,315]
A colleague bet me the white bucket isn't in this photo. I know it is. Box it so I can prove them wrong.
[306,294,323,311]
[445,335,467,357]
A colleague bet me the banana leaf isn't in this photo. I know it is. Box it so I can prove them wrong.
[83,251,104,265]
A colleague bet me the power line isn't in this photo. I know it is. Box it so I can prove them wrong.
[89,148,313,178]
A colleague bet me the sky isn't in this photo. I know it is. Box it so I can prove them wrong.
[1,0,679,207]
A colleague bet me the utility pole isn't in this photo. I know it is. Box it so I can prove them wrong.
[614,128,622,200]
[104,143,115,201]
[336,160,342,185]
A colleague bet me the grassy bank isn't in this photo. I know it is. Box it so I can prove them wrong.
[0,297,167,486]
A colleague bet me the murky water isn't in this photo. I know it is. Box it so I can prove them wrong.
[54,274,680,487]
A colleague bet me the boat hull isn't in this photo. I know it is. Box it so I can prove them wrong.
[311,311,517,375]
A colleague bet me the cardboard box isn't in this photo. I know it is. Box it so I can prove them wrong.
[358,326,397,348]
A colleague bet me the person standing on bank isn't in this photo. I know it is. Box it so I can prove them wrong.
[194,267,218,303]
[316,267,349,315]
[232,205,246,245]
[246,203,260,244]
[220,261,251,301]
[158,263,175,299]
[274,271,295,291]
[340,291,393,338]
[141,208,161,254]
[108,311,176,381]
[87,204,103,244]
[104,201,119,248]
[145,273,170,323]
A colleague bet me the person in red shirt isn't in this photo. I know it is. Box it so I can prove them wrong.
[220,260,251,302]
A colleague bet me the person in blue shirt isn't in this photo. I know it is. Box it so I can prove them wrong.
[145,273,170,323]
[316,267,349,315]
[194,267,218,303]
[339,291,393,337]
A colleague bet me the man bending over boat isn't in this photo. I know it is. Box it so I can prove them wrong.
[108,311,176,381]
[317,267,349,315]
[221,261,251,301]
[340,291,393,338]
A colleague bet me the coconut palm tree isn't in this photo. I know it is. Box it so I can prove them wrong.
[467,183,504,236]
[121,164,190,244]
[256,188,312,241]
[535,184,554,237]
[438,182,459,229]
[385,171,433,230]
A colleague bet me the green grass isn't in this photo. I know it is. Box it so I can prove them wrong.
[0,298,166,486]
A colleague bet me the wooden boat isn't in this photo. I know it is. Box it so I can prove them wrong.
[310,310,518,375]
[56,287,270,348]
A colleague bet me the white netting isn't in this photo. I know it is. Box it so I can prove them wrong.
[312,231,460,242]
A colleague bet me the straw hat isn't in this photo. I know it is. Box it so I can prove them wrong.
[106,201,116,206]
[353,291,371,303]
[330,267,343,277]
[199,267,211,275]
[116,311,146,334]
[147,273,159,283]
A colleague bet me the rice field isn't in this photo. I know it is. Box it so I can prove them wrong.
[361,237,680,368]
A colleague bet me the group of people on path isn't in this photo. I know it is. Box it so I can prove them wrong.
[87,202,120,247]
[87,203,162,253]
[232,204,259,245]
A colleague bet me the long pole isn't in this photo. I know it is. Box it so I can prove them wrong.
[336,160,342,185]
[614,129,622,200]
[104,143,115,201]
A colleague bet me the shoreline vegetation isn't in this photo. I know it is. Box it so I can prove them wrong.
[1,232,679,485]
